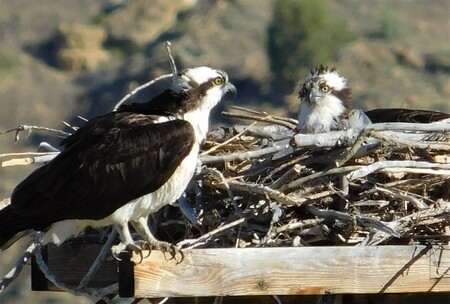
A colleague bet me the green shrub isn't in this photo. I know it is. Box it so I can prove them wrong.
[379,9,402,39]
[267,0,355,88]
[0,50,22,71]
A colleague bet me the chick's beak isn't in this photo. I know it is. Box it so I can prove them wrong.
[308,88,324,104]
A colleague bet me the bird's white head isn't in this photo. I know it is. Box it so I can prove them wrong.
[171,66,236,141]
[297,66,352,133]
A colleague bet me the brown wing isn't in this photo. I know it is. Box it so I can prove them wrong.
[9,112,195,223]
[365,108,450,123]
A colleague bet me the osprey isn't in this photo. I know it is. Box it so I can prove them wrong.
[296,66,353,133]
[0,66,236,255]
[296,66,449,133]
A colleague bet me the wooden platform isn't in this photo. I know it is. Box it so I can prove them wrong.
[31,243,450,298]
[120,245,450,298]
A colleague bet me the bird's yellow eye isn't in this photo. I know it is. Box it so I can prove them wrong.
[321,85,330,93]
[213,76,224,86]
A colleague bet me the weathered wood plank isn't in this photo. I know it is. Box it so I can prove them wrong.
[125,245,450,298]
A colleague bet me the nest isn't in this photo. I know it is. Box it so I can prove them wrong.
[1,107,449,250]
[153,106,450,249]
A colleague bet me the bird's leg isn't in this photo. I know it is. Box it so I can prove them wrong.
[131,217,184,263]
[111,222,144,261]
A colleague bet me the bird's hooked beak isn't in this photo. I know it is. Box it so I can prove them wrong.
[223,82,237,99]
[308,88,324,104]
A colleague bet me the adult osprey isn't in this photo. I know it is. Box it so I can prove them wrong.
[0,66,236,255]
[296,66,449,133]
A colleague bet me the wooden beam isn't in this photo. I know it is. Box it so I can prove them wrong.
[121,245,450,298]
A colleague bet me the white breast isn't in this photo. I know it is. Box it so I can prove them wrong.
[110,143,200,222]
[297,95,346,133]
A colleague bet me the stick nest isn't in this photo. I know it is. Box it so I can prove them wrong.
[160,106,450,249]
[1,107,449,249]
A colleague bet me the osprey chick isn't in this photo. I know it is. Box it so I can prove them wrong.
[297,66,449,133]
[296,66,353,133]
[0,67,236,256]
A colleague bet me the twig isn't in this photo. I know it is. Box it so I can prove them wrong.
[0,152,57,158]
[280,165,362,193]
[399,207,450,226]
[305,206,400,237]
[270,164,303,189]
[229,105,299,125]
[178,218,246,249]
[113,74,173,111]
[351,200,390,208]
[223,106,297,130]
[165,41,177,75]
[275,219,322,234]
[296,189,337,201]
[380,168,450,176]
[334,129,374,167]
[273,295,283,304]
[347,160,450,180]
[223,111,296,129]
[362,207,450,245]
[201,122,257,156]
[373,187,429,210]
[223,180,306,206]
[114,42,179,111]
[259,152,308,183]
[201,167,234,200]
[200,144,291,165]
[229,105,262,115]
[76,229,118,290]
[0,125,71,142]
[0,242,38,294]
[1,152,59,167]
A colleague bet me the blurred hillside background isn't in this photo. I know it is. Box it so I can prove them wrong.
[0,0,449,302]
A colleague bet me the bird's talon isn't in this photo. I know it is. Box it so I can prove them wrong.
[111,242,147,263]
[174,248,184,265]
[135,240,152,258]
[111,249,122,261]
[156,242,184,263]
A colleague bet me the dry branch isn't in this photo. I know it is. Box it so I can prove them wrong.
[0,125,71,142]
[0,242,37,294]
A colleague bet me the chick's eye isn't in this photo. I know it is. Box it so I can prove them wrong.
[321,85,330,93]
[213,76,224,86]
